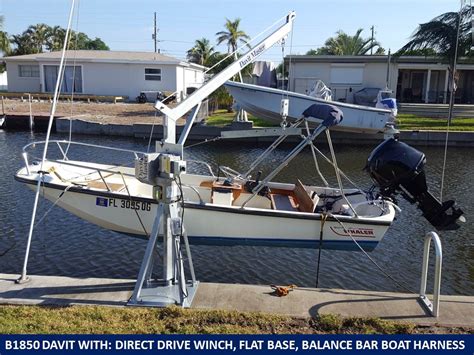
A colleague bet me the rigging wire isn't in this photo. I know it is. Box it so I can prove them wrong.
[65,0,81,157]
[326,130,358,217]
[18,0,76,282]
[147,110,159,153]
[329,213,415,294]
[440,1,463,202]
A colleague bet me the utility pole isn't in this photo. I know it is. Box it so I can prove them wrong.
[370,25,374,55]
[153,12,159,53]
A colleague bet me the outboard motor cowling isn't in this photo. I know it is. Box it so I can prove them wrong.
[365,138,464,230]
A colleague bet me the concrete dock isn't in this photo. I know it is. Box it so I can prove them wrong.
[1,273,473,327]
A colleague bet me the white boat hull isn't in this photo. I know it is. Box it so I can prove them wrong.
[225,81,395,134]
[15,161,395,251]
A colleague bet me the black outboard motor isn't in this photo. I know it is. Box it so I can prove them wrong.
[365,138,464,230]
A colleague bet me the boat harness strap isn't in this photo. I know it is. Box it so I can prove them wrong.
[315,213,328,288]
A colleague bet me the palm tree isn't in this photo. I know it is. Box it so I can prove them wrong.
[398,6,472,68]
[45,25,67,51]
[0,16,10,55]
[216,18,250,54]
[186,38,215,66]
[10,33,37,55]
[310,29,383,55]
[25,23,51,53]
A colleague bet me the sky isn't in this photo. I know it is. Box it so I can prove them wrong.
[1,0,460,63]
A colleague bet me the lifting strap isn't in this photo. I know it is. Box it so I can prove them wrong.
[315,213,328,288]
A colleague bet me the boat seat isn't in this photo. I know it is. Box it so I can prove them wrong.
[212,189,234,205]
[294,179,318,213]
[270,193,298,212]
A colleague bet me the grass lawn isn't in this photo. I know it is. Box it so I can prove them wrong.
[396,114,474,131]
[205,110,474,131]
[205,110,276,127]
[0,305,470,334]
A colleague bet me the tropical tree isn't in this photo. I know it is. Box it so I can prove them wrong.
[398,6,472,68]
[0,16,10,55]
[307,29,384,55]
[10,33,36,55]
[83,37,109,50]
[25,23,50,53]
[216,18,250,53]
[395,48,438,56]
[10,24,109,55]
[186,38,215,66]
[45,25,66,51]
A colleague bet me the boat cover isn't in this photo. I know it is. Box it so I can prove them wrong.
[302,103,343,127]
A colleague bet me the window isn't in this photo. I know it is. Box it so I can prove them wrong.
[19,65,40,78]
[145,68,161,81]
[330,65,364,85]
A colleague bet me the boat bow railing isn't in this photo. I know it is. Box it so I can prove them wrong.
[22,140,147,161]
[186,160,216,177]
[21,140,218,182]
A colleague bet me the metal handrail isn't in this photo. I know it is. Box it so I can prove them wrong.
[21,140,219,185]
[419,231,443,317]
[22,139,147,159]
[186,159,215,177]
[181,184,204,205]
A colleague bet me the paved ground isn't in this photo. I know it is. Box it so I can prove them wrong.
[1,273,472,327]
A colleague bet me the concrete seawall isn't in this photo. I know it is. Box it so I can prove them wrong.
[1,273,473,327]
[56,118,474,148]
[2,115,473,147]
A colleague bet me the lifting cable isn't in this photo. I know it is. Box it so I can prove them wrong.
[440,1,463,202]
[18,0,76,282]
[326,130,358,217]
[64,0,81,157]
[119,172,150,238]
[329,213,415,294]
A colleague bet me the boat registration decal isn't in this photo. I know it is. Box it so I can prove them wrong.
[96,197,151,211]
[330,226,376,238]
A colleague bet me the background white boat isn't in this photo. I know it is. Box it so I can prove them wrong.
[224,81,395,133]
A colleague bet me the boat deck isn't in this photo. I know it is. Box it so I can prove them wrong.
[1,273,472,328]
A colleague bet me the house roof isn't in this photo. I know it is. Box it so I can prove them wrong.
[2,50,206,70]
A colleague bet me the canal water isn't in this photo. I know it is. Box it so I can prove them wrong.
[0,130,472,295]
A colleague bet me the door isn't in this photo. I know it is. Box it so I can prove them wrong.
[410,71,425,102]
[44,65,83,93]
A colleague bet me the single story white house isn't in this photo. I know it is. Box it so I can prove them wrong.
[284,55,474,104]
[2,50,206,101]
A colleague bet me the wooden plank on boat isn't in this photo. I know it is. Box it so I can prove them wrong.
[294,179,315,213]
